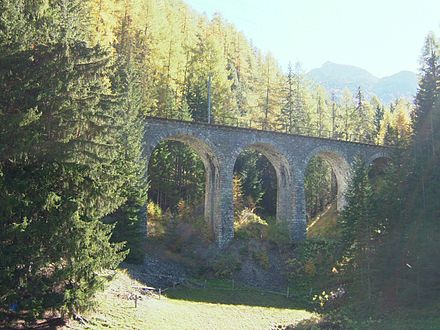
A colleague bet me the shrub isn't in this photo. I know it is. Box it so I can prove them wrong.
[234,208,268,240]
[211,253,241,278]
[147,201,162,220]
[304,260,317,276]
[177,199,186,218]
[267,219,291,246]
[285,258,304,278]
[252,249,270,270]
[190,216,211,242]
[146,202,167,237]
[286,239,340,281]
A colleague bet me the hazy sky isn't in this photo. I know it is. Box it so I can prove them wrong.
[185,0,440,77]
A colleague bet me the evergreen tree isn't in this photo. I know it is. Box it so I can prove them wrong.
[279,63,295,132]
[305,157,335,220]
[396,32,440,304]
[233,175,245,217]
[413,32,440,158]
[256,154,277,217]
[354,87,374,141]
[340,88,356,140]
[148,141,205,212]
[339,157,377,301]
[279,62,309,133]
[312,87,330,137]
[339,32,440,309]
[107,4,148,264]
[374,105,384,138]
[0,0,130,317]
[233,150,266,212]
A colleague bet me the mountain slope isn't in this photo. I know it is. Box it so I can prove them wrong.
[372,70,418,103]
[308,62,417,104]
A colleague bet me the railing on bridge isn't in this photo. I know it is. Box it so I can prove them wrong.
[146,111,387,146]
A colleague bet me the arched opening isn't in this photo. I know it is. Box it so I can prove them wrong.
[305,150,350,239]
[367,155,393,200]
[146,135,220,251]
[232,143,293,242]
[233,150,276,218]
[148,141,205,215]
[368,156,392,179]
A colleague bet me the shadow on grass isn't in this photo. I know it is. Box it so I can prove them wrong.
[163,283,313,311]
[124,259,313,310]
[0,313,66,330]
[125,233,315,312]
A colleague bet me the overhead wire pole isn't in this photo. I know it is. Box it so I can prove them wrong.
[331,93,336,138]
[264,86,269,130]
[207,73,212,124]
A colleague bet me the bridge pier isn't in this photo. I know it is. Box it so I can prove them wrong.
[292,170,307,241]
[202,155,217,240]
[334,166,349,211]
[274,163,298,239]
[215,168,234,248]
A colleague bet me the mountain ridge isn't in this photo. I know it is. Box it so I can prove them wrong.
[307,62,418,104]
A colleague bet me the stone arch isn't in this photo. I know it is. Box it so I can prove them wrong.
[231,142,294,225]
[366,151,392,177]
[145,131,222,242]
[366,151,392,167]
[304,146,351,212]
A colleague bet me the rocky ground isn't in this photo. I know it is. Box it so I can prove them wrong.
[122,254,192,289]
[231,240,288,290]
[128,236,293,291]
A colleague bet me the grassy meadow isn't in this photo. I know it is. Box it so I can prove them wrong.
[67,270,314,330]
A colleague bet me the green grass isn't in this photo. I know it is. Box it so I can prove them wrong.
[66,269,440,330]
[167,279,310,310]
[351,304,440,330]
[294,312,440,330]
[67,270,315,330]
[373,317,440,330]
[341,309,440,330]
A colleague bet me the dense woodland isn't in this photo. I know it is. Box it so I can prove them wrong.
[333,31,440,312]
[0,0,438,325]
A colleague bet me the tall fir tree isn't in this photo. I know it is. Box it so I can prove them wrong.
[339,157,377,301]
[279,62,296,132]
[107,3,148,264]
[0,0,136,317]
[413,32,440,159]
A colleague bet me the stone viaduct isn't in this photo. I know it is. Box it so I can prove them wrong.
[144,117,390,248]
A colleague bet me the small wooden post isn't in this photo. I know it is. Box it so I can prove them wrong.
[134,295,138,308]
[159,288,161,300]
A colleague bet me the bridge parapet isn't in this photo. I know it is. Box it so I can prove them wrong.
[145,115,392,147]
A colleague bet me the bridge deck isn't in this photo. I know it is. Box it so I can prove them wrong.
[145,115,390,148]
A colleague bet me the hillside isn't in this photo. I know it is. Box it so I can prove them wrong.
[308,62,417,103]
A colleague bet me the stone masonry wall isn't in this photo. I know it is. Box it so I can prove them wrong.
[144,117,390,248]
